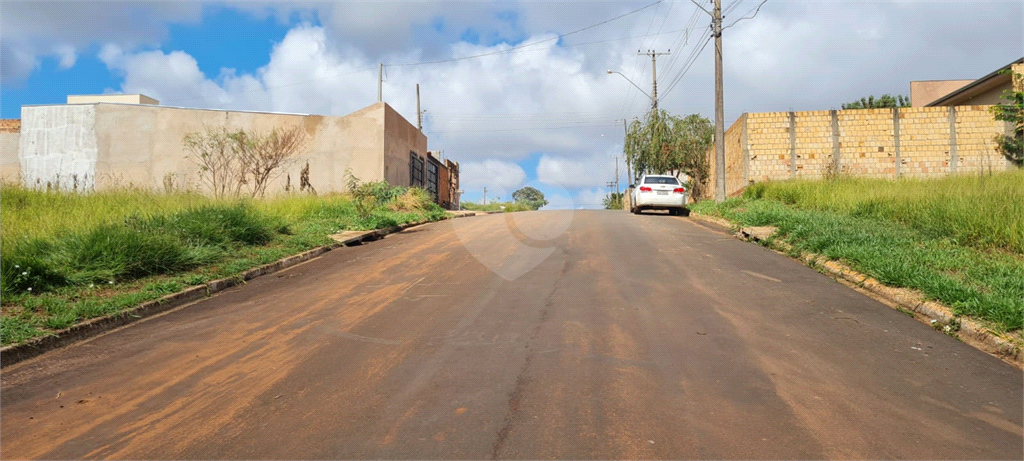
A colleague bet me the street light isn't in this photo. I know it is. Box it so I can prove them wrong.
[606,70,653,104]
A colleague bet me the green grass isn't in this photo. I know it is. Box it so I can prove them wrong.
[691,170,1024,332]
[0,183,447,345]
[742,169,1023,253]
[461,201,534,212]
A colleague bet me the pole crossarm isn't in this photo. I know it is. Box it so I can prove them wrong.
[689,0,712,16]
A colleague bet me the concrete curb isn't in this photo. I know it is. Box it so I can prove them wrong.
[689,212,1023,369]
[0,212,479,368]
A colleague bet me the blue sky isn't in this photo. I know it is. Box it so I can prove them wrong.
[2,1,1021,207]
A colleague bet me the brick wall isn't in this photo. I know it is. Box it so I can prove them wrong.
[0,119,20,133]
[706,105,1011,197]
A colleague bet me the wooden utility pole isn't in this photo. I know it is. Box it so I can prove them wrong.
[623,119,632,184]
[639,50,669,110]
[614,156,620,196]
[712,0,726,202]
[416,84,422,131]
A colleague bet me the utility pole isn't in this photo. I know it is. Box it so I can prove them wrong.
[483,187,487,205]
[613,156,620,196]
[416,83,422,131]
[378,63,383,102]
[690,0,728,202]
[622,119,632,184]
[712,0,725,202]
[639,50,669,110]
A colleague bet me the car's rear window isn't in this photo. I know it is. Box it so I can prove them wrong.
[643,177,680,185]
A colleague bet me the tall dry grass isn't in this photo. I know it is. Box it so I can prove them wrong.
[743,169,1024,253]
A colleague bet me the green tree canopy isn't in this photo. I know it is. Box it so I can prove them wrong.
[602,192,624,210]
[625,110,713,198]
[841,94,910,110]
[512,186,548,210]
[990,70,1023,167]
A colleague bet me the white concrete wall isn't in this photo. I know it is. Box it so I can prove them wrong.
[19,106,98,191]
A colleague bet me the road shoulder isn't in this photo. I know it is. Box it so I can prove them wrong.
[688,212,1023,369]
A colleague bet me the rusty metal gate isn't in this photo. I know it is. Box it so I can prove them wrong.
[426,157,439,202]
[409,152,424,187]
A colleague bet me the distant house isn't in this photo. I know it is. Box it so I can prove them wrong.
[0,94,459,208]
[910,57,1023,107]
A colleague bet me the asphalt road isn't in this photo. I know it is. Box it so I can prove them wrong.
[1,210,1021,459]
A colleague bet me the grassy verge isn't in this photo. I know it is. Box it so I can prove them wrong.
[0,183,447,345]
[691,170,1023,333]
[460,201,534,212]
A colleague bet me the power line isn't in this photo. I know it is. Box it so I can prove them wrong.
[387,1,663,67]
[428,121,620,135]
[152,3,666,109]
[659,31,712,99]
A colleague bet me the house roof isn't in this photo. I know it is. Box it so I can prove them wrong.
[926,57,1023,107]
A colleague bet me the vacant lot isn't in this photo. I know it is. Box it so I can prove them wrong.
[692,170,1024,333]
[0,183,446,345]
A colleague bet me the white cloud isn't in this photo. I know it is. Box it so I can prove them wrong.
[573,188,611,209]
[98,24,637,167]
[458,160,526,193]
[54,45,76,70]
[1,1,202,82]
[537,151,624,190]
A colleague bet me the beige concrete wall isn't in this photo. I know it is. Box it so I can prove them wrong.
[1,132,20,181]
[705,104,1009,197]
[382,103,427,187]
[20,102,402,195]
[910,80,972,107]
[67,94,158,105]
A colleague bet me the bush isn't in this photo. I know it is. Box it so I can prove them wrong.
[66,224,201,282]
[151,204,278,247]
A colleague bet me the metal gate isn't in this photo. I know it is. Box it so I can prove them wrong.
[426,158,439,202]
[409,152,424,187]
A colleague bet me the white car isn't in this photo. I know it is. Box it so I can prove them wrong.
[630,174,689,215]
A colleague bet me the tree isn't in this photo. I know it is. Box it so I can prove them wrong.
[184,125,307,198]
[625,110,713,199]
[184,125,244,198]
[602,192,624,210]
[512,186,548,210]
[231,125,307,197]
[841,94,910,110]
[990,70,1023,167]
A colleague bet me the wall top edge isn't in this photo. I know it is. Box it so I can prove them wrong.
[22,103,311,117]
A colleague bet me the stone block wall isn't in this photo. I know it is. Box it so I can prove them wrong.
[793,111,834,179]
[706,104,1012,197]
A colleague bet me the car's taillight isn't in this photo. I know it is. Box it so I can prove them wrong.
[639,186,653,192]
[673,187,685,194]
